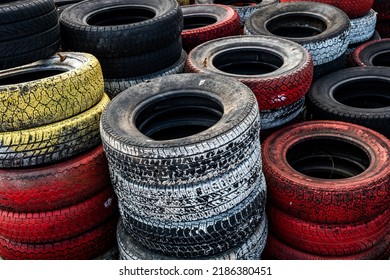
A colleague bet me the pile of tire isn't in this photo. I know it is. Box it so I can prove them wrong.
[100,73,268,260]
[0,52,117,259]
[59,0,186,99]
[373,0,390,38]
[180,4,241,52]
[185,35,313,135]
[261,120,390,260]
[245,2,351,79]
[0,0,61,70]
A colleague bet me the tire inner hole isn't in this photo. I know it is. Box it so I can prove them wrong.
[135,92,223,141]
[332,78,390,109]
[183,15,217,30]
[266,14,327,38]
[214,0,260,6]
[287,138,370,179]
[371,51,390,67]
[0,69,66,85]
[213,49,284,75]
[87,7,156,26]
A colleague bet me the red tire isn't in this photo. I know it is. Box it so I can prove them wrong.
[350,38,390,67]
[0,145,110,212]
[262,120,390,223]
[268,205,390,256]
[181,4,241,52]
[263,232,390,260]
[279,0,374,18]
[186,35,313,110]
[0,215,118,260]
[0,186,117,243]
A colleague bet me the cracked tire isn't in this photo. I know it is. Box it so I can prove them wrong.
[0,52,104,132]
[0,93,110,168]
[262,120,390,224]
[59,0,183,57]
[306,67,390,138]
[185,35,313,110]
[181,4,241,52]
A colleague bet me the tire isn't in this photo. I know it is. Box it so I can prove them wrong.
[100,73,260,186]
[119,183,265,258]
[279,0,374,19]
[244,2,350,66]
[306,67,390,138]
[262,120,390,224]
[268,205,390,256]
[346,31,381,56]
[195,0,279,24]
[0,93,110,168]
[263,232,390,260]
[348,9,377,45]
[181,4,241,52]
[0,145,110,212]
[185,35,313,110]
[118,214,268,260]
[104,49,187,99]
[0,186,117,243]
[98,38,183,79]
[312,51,346,79]
[0,214,118,260]
[0,52,104,132]
[59,0,183,57]
[0,0,56,25]
[350,38,390,67]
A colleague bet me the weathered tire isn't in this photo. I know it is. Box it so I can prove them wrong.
[350,38,390,67]
[181,4,241,52]
[195,0,279,24]
[0,145,110,212]
[104,50,187,99]
[118,214,268,260]
[0,214,118,260]
[268,205,390,256]
[0,93,110,168]
[306,67,390,138]
[245,2,350,66]
[262,120,390,223]
[100,73,260,186]
[0,186,117,243]
[348,9,377,45]
[59,0,183,57]
[185,35,313,110]
[263,232,390,260]
[0,52,104,132]
[279,0,374,19]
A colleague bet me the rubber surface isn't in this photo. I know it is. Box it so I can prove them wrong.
[350,38,390,67]
[348,9,377,45]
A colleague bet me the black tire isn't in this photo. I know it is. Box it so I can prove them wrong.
[306,67,390,138]
[313,51,347,79]
[244,2,350,66]
[59,0,183,57]
[350,38,390,67]
[100,73,260,186]
[118,214,268,260]
[0,0,55,25]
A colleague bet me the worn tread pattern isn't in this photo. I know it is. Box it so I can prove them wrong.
[0,94,110,168]
[0,145,110,212]
[349,9,377,45]
[0,52,104,132]
[0,186,117,243]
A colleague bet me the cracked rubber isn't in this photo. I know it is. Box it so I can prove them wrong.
[0,52,104,132]
[0,93,110,168]
[181,4,241,52]
[185,35,313,110]
[0,145,110,212]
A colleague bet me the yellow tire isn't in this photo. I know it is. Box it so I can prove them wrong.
[0,94,110,168]
[0,52,104,132]
[177,0,190,5]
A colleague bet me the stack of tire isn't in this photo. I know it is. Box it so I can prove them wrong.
[0,0,60,70]
[100,73,268,260]
[373,0,390,38]
[180,4,241,52]
[0,53,117,259]
[59,0,186,99]
[261,120,390,260]
[185,35,313,135]
[245,2,350,79]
